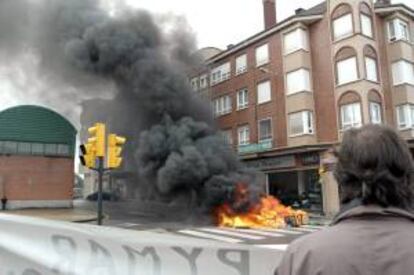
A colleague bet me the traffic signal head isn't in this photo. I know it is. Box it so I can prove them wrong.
[79,143,96,168]
[88,123,106,157]
[107,134,126,169]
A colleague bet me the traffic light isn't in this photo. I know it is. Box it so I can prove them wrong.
[79,143,96,168]
[107,134,126,169]
[88,123,106,157]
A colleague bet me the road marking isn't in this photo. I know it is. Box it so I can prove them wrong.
[290,227,320,233]
[225,228,284,238]
[178,230,242,243]
[199,228,265,240]
[255,244,288,251]
[260,228,303,235]
[118,223,141,228]
[302,225,326,230]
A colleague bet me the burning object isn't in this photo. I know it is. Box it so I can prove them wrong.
[215,184,308,229]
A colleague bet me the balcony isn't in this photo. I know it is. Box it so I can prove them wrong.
[238,140,273,154]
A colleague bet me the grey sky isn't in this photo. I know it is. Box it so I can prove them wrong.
[126,0,414,49]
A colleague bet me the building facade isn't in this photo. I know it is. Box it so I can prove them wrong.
[0,105,76,209]
[190,0,414,216]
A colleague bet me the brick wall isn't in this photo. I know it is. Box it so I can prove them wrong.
[212,32,287,148]
[310,16,339,143]
[0,155,74,200]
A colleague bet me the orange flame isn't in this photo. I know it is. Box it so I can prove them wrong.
[215,183,308,229]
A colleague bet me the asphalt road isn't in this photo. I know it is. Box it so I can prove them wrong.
[74,199,325,251]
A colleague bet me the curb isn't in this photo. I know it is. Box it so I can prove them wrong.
[74,213,108,223]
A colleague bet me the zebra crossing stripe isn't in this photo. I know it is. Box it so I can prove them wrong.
[260,228,303,235]
[118,223,141,228]
[178,230,242,243]
[255,244,289,251]
[225,228,284,238]
[302,225,326,230]
[199,228,265,240]
[290,227,320,233]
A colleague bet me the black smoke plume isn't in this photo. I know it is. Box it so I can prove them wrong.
[0,0,262,211]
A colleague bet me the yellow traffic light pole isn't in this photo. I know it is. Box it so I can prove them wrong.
[79,123,126,226]
[88,123,106,225]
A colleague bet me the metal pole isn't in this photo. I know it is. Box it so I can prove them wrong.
[97,157,104,225]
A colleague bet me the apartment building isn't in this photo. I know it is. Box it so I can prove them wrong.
[189,0,414,216]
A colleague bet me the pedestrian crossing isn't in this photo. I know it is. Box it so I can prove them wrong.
[109,220,327,251]
[178,230,243,243]
[175,225,326,250]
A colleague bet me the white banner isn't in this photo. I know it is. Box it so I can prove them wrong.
[0,214,283,275]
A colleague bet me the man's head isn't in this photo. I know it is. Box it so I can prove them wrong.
[334,124,414,209]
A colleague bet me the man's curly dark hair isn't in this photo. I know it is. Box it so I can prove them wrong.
[334,124,414,210]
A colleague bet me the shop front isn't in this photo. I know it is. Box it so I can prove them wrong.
[243,150,338,216]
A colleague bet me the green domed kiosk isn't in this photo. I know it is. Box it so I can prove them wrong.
[0,105,77,209]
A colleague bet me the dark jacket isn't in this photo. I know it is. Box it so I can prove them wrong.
[276,205,414,275]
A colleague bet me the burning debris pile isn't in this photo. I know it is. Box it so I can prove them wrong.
[215,184,308,229]
[0,0,261,213]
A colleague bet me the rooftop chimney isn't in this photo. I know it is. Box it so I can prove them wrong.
[263,0,277,30]
[295,8,305,15]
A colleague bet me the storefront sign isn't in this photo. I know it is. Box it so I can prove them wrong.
[300,153,320,166]
[238,141,272,154]
[244,155,296,170]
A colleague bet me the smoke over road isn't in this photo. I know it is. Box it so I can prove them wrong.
[0,0,261,211]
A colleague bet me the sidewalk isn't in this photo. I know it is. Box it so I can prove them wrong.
[1,208,98,223]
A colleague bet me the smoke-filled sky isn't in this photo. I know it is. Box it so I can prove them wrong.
[0,0,261,208]
[2,0,413,118]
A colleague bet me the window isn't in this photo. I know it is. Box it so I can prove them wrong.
[3,141,17,154]
[255,44,269,67]
[199,74,208,89]
[213,95,232,117]
[397,105,407,128]
[388,19,410,42]
[289,111,314,136]
[221,130,233,145]
[396,104,414,129]
[392,60,414,85]
[258,119,272,142]
[284,28,309,54]
[236,54,247,75]
[361,14,373,38]
[286,69,311,94]
[32,143,44,155]
[333,14,353,40]
[190,77,198,91]
[238,125,250,146]
[0,141,71,157]
[17,142,31,154]
[45,144,58,155]
[57,144,70,156]
[365,57,378,82]
[210,63,231,85]
[337,57,358,85]
[237,89,248,110]
[369,102,382,124]
[257,81,271,104]
[340,102,362,129]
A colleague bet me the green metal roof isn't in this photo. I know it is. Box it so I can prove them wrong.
[0,105,77,155]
